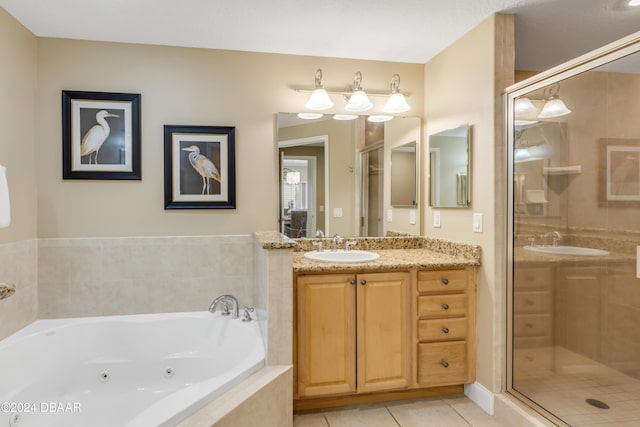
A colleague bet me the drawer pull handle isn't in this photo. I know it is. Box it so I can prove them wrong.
[442,327,449,334]
[442,304,449,310]
[360,279,367,286]
[349,279,356,285]
[442,279,449,285]
[441,361,449,368]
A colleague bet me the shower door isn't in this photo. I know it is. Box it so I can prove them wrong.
[507,36,640,426]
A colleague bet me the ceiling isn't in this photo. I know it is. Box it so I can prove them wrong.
[0,0,639,70]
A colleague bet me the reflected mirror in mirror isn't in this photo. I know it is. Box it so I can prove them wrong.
[429,124,470,208]
[277,113,421,237]
[391,141,417,206]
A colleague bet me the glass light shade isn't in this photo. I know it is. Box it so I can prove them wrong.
[367,115,394,123]
[297,112,323,120]
[285,170,300,185]
[345,90,373,112]
[538,98,571,118]
[333,114,358,121]
[305,88,333,110]
[382,92,411,113]
[630,0,640,6]
[514,98,537,116]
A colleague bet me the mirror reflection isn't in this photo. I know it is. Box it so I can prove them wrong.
[429,124,470,208]
[277,113,421,237]
[391,141,417,207]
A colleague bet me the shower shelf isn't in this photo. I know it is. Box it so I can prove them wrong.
[542,165,582,175]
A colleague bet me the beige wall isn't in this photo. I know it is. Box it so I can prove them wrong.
[0,9,39,340]
[35,38,423,238]
[423,14,514,392]
[0,8,37,243]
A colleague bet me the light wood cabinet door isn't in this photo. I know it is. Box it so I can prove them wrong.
[296,273,356,397]
[357,271,411,393]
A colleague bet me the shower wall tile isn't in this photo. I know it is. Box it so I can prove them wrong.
[0,240,37,340]
[38,235,255,318]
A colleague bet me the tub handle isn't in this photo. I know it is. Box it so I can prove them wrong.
[0,283,15,301]
[242,306,255,322]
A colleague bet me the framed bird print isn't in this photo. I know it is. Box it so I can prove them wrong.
[62,90,141,180]
[163,125,236,209]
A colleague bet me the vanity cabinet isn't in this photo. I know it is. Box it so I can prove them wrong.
[295,271,411,398]
[416,268,476,387]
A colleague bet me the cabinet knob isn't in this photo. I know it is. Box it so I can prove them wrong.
[441,361,449,368]
[442,303,449,310]
[442,327,449,334]
[442,278,449,285]
[360,279,367,286]
[349,278,356,285]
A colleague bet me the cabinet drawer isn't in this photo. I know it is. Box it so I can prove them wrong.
[514,267,553,291]
[418,342,468,386]
[513,291,551,314]
[418,317,468,342]
[418,294,467,318]
[514,314,552,338]
[418,269,468,293]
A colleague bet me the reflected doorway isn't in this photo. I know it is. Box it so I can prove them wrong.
[360,143,384,237]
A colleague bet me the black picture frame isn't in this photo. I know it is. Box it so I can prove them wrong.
[62,90,141,180]
[164,125,236,210]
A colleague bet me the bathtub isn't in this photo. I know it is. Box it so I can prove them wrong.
[0,311,265,427]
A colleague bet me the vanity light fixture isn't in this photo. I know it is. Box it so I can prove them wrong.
[294,69,411,115]
[382,74,411,113]
[333,114,358,121]
[304,69,334,110]
[297,112,323,120]
[515,85,571,120]
[368,115,394,123]
[629,0,640,6]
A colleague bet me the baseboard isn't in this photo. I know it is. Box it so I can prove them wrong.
[464,382,494,415]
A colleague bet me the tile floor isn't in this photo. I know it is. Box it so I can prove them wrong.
[514,346,640,426]
[293,395,513,427]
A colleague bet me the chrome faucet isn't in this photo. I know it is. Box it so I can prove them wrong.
[209,294,239,319]
[331,234,343,251]
[541,231,562,246]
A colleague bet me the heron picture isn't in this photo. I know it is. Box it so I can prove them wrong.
[164,125,236,209]
[62,90,141,180]
[599,138,640,207]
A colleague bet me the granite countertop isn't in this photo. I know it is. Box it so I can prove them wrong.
[513,246,635,265]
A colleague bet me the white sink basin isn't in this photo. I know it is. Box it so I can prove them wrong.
[524,245,610,256]
[303,250,380,263]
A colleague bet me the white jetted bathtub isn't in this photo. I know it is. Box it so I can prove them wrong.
[0,311,265,427]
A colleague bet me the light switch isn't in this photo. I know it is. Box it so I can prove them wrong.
[319,205,324,212]
[473,213,483,233]
[433,210,441,228]
[387,209,393,222]
[333,208,343,218]
[409,209,416,225]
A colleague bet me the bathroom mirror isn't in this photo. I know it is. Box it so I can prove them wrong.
[428,124,470,208]
[391,141,417,207]
[277,113,421,237]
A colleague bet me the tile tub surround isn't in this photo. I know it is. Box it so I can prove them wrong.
[0,239,37,340]
[293,236,481,273]
[37,235,255,318]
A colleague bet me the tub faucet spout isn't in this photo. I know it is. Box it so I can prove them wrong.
[209,295,239,319]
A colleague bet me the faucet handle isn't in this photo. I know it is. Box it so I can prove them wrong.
[345,241,358,252]
[242,306,255,322]
[527,237,536,247]
[312,241,324,252]
[219,302,231,316]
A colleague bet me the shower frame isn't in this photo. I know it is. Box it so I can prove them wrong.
[504,31,640,426]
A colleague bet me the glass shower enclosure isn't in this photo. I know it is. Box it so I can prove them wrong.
[506,35,640,426]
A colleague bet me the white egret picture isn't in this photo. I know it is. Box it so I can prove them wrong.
[599,139,640,207]
[164,125,236,209]
[62,91,141,180]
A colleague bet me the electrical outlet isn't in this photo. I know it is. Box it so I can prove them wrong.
[473,213,483,233]
[387,209,393,222]
[409,209,416,225]
[333,208,343,218]
[433,210,441,228]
